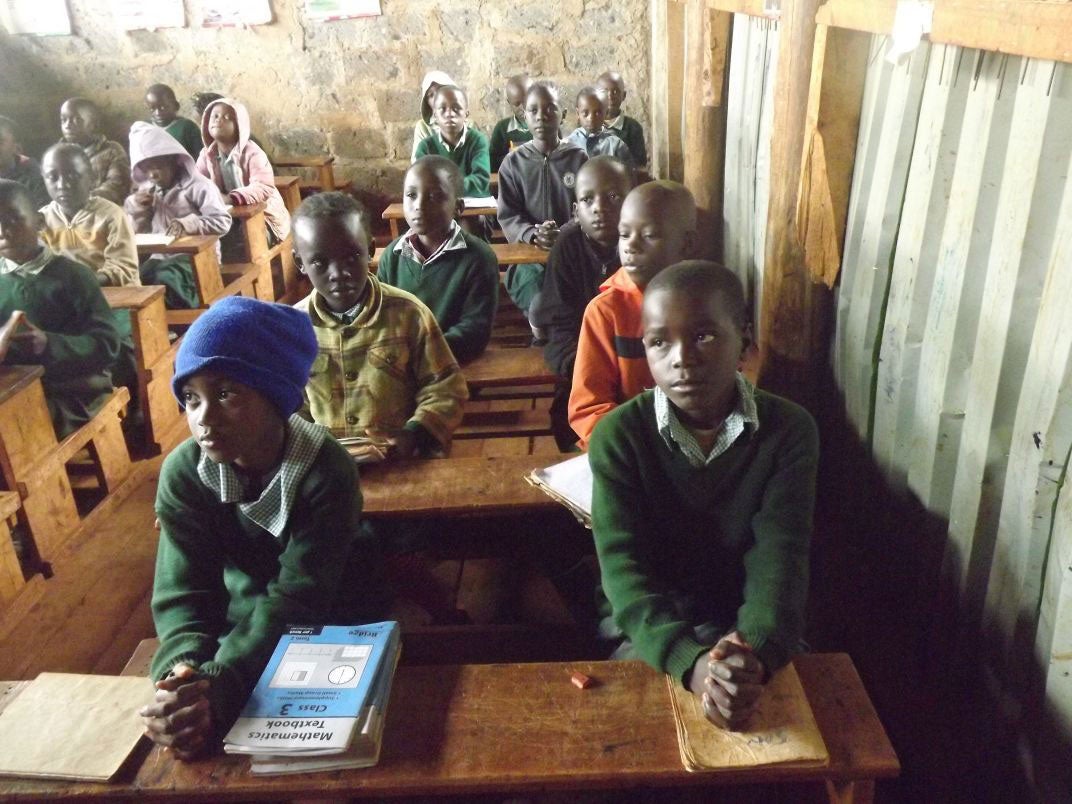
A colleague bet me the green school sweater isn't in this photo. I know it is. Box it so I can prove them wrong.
[150,436,390,735]
[376,229,499,364]
[589,389,818,685]
[414,128,492,197]
[489,116,533,172]
[164,117,205,160]
[610,115,647,167]
[0,253,120,437]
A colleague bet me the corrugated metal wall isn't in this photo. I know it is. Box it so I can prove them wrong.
[834,35,1072,779]
[722,13,779,335]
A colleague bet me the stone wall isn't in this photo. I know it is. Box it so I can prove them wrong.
[0,0,651,207]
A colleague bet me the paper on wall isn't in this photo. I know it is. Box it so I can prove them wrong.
[112,0,184,31]
[0,0,72,35]
[304,0,381,23]
[202,0,273,27]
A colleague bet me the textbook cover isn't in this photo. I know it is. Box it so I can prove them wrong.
[224,622,400,756]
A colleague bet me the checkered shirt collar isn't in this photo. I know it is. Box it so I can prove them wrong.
[654,373,759,467]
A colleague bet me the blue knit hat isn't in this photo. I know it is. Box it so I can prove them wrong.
[172,297,318,417]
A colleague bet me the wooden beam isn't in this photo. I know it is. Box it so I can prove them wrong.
[817,0,1072,65]
[757,0,832,407]
[683,1,732,260]
[708,0,779,18]
[650,0,688,180]
[796,25,870,287]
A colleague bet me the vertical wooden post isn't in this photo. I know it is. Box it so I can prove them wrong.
[757,0,831,409]
[650,0,688,182]
[682,1,732,260]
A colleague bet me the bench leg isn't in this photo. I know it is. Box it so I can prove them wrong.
[826,779,875,804]
[0,514,25,605]
[19,470,80,561]
[87,418,134,494]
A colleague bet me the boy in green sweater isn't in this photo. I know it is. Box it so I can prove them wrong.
[489,74,533,172]
[596,71,647,168]
[141,296,389,758]
[0,179,121,438]
[145,83,203,159]
[413,85,491,198]
[377,156,498,364]
[589,260,818,729]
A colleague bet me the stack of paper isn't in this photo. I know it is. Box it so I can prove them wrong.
[462,196,497,209]
[666,662,829,771]
[0,673,152,782]
[526,453,593,527]
[224,622,401,775]
[134,233,175,247]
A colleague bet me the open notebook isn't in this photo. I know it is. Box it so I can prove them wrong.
[666,662,829,771]
[526,453,593,527]
[462,196,497,209]
[0,673,152,781]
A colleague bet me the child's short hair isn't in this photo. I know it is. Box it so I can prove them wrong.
[526,81,561,105]
[294,191,370,235]
[0,177,35,210]
[409,155,463,197]
[42,142,96,179]
[577,154,633,186]
[433,84,467,105]
[191,91,223,118]
[146,83,178,102]
[575,86,603,107]
[63,97,99,120]
[645,259,748,333]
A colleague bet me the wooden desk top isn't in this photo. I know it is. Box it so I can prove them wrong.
[274,154,335,168]
[0,654,898,800]
[228,202,268,219]
[135,235,217,256]
[0,491,20,521]
[463,347,556,388]
[382,202,496,220]
[102,286,166,310]
[371,241,548,270]
[359,454,555,517]
[0,365,45,406]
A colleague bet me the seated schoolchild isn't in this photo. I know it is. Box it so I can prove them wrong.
[141,296,390,759]
[568,180,696,447]
[596,71,648,168]
[125,122,231,309]
[566,88,633,166]
[145,83,203,159]
[489,74,534,173]
[541,156,632,448]
[292,191,467,454]
[0,180,120,438]
[413,86,491,199]
[0,116,49,209]
[39,143,139,287]
[58,98,131,206]
[497,81,588,339]
[195,97,290,251]
[377,156,498,364]
[411,71,456,161]
[590,260,818,728]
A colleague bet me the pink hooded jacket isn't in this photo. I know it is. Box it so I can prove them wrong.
[196,98,291,241]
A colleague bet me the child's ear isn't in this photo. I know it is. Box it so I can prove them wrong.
[454,198,465,217]
[683,228,698,259]
[571,200,579,220]
[367,240,376,260]
[740,323,753,355]
[293,251,305,274]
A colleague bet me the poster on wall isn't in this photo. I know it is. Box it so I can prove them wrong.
[202,0,273,27]
[0,0,72,35]
[304,0,381,23]
[112,0,184,31]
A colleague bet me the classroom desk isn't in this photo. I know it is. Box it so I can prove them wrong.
[273,154,346,193]
[370,240,549,270]
[382,201,497,238]
[229,202,295,303]
[359,454,555,518]
[462,346,556,389]
[0,654,898,802]
[272,175,302,215]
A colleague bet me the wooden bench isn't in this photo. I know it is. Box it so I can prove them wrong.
[359,454,557,519]
[0,492,22,607]
[454,407,551,439]
[0,653,898,802]
[136,235,271,326]
[463,346,557,391]
[102,286,183,455]
[381,201,497,239]
[228,202,295,303]
[0,366,131,564]
[272,175,302,215]
[273,154,350,194]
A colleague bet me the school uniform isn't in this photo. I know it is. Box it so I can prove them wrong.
[605,114,647,168]
[62,134,131,206]
[566,127,634,166]
[589,381,819,684]
[1,154,49,209]
[40,196,140,287]
[568,267,653,448]
[489,115,532,172]
[295,274,468,449]
[413,126,492,198]
[163,116,204,159]
[125,122,231,309]
[0,246,120,437]
[376,222,499,364]
[496,139,588,317]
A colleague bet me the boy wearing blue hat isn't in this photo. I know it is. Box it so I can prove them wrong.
[140,296,389,759]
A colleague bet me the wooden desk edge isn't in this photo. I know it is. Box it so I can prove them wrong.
[0,365,46,406]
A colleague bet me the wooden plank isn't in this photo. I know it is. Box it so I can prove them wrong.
[358,455,556,518]
[907,51,1006,517]
[945,57,1053,619]
[985,161,1072,669]
[708,0,776,17]
[872,43,963,487]
[815,0,897,34]
[795,25,870,287]
[274,155,334,168]
[0,492,22,607]
[1040,479,1072,766]
[381,202,495,221]
[463,347,557,389]
[0,655,899,800]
